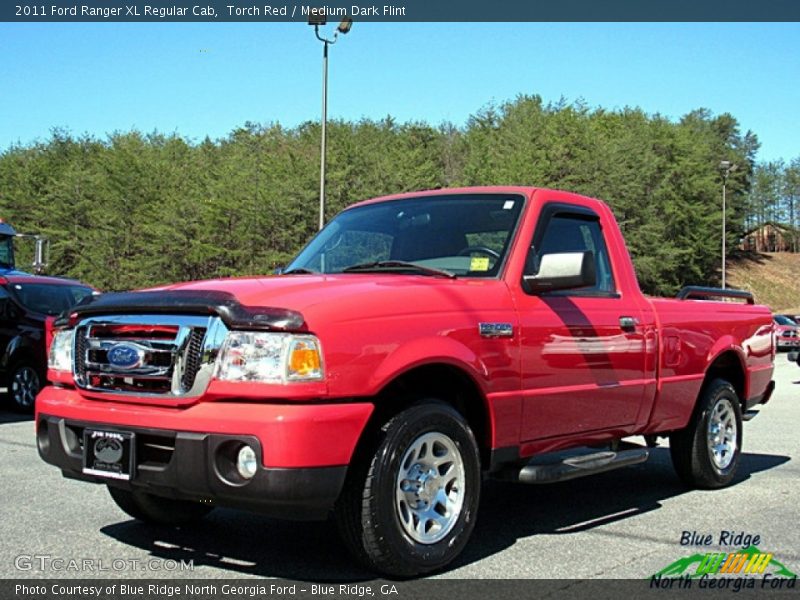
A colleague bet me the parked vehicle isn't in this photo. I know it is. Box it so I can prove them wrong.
[37,187,775,577]
[1,274,95,411]
[773,315,800,351]
[0,218,48,274]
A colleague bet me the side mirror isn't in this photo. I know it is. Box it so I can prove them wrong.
[522,251,596,294]
[33,237,49,274]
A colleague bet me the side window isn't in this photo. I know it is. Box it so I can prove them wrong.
[0,240,12,268]
[529,214,616,294]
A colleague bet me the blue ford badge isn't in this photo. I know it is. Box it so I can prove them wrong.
[107,343,143,370]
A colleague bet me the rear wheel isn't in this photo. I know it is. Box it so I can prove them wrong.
[336,401,481,578]
[8,362,41,413]
[107,486,213,526]
[669,379,743,489]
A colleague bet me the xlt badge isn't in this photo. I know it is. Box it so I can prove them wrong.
[479,323,513,338]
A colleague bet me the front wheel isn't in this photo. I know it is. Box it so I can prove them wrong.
[107,486,213,526]
[8,363,42,413]
[669,379,743,489]
[336,402,481,578]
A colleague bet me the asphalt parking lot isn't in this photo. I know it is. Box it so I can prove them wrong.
[1,357,798,581]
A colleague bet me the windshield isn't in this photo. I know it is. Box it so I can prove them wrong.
[0,236,13,269]
[774,315,796,326]
[286,194,525,277]
[9,283,94,316]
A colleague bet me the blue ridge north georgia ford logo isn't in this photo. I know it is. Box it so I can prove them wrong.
[106,343,144,370]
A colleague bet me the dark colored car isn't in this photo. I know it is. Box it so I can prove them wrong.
[773,315,800,351]
[0,274,95,411]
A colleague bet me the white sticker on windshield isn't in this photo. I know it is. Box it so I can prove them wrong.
[503,200,515,210]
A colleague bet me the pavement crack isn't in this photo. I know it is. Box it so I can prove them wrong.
[0,438,36,449]
[589,547,661,578]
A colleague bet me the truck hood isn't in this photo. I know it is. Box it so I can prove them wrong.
[160,274,507,328]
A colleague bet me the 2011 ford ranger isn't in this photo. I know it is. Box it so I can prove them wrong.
[36,187,775,577]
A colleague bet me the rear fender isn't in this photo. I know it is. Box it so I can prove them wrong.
[705,337,748,399]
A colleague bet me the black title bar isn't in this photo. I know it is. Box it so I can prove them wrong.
[4,1,800,22]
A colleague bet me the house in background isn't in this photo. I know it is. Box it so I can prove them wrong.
[740,222,799,253]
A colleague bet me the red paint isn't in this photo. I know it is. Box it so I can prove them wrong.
[37,186,774,471]
[36,386,372,468]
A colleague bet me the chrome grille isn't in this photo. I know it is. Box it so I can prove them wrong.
[72,315,228,398]
[181,328,206,390]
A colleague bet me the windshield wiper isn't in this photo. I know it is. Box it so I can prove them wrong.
[281,268,316,275]
[342,261,456,279]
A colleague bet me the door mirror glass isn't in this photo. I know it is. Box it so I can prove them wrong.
[33,237,49,273]
[523,251,596,294]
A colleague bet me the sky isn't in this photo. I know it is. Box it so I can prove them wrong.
[1,22,799,163]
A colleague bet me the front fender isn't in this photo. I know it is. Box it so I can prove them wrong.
[3,334,43,371]
[366,335,491,397]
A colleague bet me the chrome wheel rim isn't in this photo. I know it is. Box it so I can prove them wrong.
[12,366,40,409]
[707,397,737,470]
[395,431,465,545]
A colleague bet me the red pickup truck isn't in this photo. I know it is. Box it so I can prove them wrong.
[37,187,775,577]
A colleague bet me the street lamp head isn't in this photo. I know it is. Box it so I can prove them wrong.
[719,160,731,169]
[337,18,353,34]
[308,9,327,26]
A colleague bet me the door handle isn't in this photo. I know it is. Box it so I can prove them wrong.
[619,316,638,333]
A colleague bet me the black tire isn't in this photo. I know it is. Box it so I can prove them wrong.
[669,379,743,489]
[7,362,42,413]
[107,486,213,526]
[336,401,481,578]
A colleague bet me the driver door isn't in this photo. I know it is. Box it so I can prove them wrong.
[513,204,648,441]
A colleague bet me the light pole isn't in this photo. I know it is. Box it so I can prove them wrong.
[719,160,737,289]
[309,14,353,230]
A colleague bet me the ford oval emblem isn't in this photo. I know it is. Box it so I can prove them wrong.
[107,343,143,370]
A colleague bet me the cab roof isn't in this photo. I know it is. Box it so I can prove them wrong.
[346,186,541,210]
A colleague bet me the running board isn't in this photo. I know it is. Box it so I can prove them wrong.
[516,448,650,485]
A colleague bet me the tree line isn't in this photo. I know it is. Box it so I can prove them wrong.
[1,94,789,295]
[746,160,800,251]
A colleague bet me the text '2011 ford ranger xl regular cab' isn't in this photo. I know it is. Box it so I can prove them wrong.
[37,187,775,577]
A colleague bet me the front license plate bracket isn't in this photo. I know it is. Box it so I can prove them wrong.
[82,429,135,480]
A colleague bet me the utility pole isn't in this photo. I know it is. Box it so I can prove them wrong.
[719,160,737,289]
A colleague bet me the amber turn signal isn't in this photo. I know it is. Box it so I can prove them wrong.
[287,339,323,380]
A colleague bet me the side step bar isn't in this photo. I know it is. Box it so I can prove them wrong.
[742,410,759,422]
[516,447,649,485]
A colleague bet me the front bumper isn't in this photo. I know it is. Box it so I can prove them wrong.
[36,386,374,520]
[777,337,800,349]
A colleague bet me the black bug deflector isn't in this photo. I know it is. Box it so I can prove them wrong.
[56,289,306,332]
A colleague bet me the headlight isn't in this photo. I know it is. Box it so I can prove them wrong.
[48,329,74,373]
[215,332,324,383]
